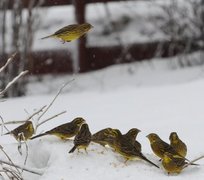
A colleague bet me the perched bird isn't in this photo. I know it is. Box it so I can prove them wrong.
[30,117,85,140]
[113,130,159,168]
[123,128,141,152]
[4,121,34,141]
[146,133,187,160]
[91,128,121,148]
[162,152,197,174]
[41,23,93,43]
[169,132,187,157]
[69,123,92,153]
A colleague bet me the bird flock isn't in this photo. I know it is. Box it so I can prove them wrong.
[4,117,203,175]
[3,22,203,176]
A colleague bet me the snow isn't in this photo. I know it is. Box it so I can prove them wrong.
[1,54,204,179]
[1,0,204,179]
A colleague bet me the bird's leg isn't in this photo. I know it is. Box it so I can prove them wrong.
[60,39,65,44]
[124,158,129,165]
[85,148,88,154]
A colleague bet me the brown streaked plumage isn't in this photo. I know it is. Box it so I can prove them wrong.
[146,133,188,161]
[69,123,92,153]
[91,128,120,148]
[5,121,34,141]
[113,131,159,168]
[30,117,85,140]
[123,128,141,152]
[162,152,198,174]
[41,23,93,43]
[169,132,187,157]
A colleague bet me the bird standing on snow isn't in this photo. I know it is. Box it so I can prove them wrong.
[123,128,142,152]
[41,23,93,43]
[30,117,85,140]
[146,133,188,161]
[4,121,34,141]
[113,130,159,168]
[91,128,120,148]
[69,123,92,153]
[162,152,198,174]
[169,132,187,157]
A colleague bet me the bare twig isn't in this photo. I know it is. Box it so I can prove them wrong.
[0,52,17,73]
[23,141,29,168]
[25,105,47,122]
[37,79,74,123]
[183,155,204,169]
[2,167,22,180]
[0,159,43,175]
[0,115,10,135]
[0,105,46,127]
[36,111,67,129]
[0,70,29,96]
[0,146,21,175]
[18,140,23,156]
[191,155,204,163]
[0,120,27,126]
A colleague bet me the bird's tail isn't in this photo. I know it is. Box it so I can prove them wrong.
[30,133,47,140]
[41,34,54,40]
[3,131,11,135]
[69,146,77,153]
[183,155,204,168]
[141,154,160,168]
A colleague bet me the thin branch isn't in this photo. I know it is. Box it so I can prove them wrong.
[37,79,74,122]
[0,52,17,73]
[0,105,46,126]
[25,105,47,122]
[189,155,204,164]
[2,167,22,180]
[0,146,21,175]
[0,70,29,96]
[0,159,44,175]
[23,141,29,169]
[36,111,67,129]
[0,115,10,135]
[183,155,204,168]
[0,120,27,126]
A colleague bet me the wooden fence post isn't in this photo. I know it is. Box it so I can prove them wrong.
[73,0,89,72]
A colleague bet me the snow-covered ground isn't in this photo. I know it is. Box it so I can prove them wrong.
[1,0,204,179]
[1,54,204,179]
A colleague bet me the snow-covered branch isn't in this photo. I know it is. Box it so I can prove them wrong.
[0,159,44,175]
[0,52,17,73]
[0,70,29,97]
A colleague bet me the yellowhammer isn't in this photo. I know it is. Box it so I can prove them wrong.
[91,128,120,148]
[31,117,85,140]
[69,123,92,153]
[162,152,198,174]
[123,128,141,152]
[146,133,187,161]
[169,132,187,157]
[41,23,93,43]
[5,121,34,141]
[113,131,159,168]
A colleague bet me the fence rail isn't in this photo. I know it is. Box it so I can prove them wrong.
[0,39,201,74]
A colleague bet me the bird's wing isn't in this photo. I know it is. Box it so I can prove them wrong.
[54,24,78,36]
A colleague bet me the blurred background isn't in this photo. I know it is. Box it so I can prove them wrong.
[0,0,204,97]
